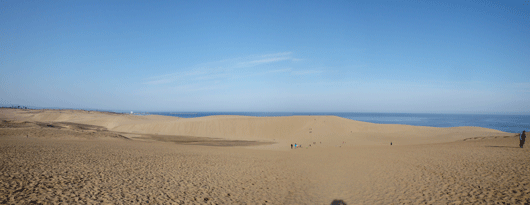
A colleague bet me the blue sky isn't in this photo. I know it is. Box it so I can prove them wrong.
[1,0,529,113]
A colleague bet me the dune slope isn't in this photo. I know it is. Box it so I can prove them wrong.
[0,109,512,149]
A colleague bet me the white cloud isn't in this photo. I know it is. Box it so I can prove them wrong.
[142,52,302,91]
[236,52,296,68]
[143,66,229,85]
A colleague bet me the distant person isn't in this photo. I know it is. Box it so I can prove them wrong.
[294,143,297,148]
[390,142,392,146]
[520,131,526,148]
[291,144,293,149]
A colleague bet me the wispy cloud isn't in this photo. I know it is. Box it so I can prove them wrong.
[143,66,229,85]
[142,52,304,90]
[248,57,291,64]
[139,52,314,92]
[140,52,330,97]
[236,52,295,68]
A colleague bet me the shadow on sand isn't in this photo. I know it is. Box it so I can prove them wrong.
[330,199,347,205]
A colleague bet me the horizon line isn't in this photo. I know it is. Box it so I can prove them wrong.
[2,106,529,116]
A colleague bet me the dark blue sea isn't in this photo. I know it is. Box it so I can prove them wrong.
[145,112,530,134]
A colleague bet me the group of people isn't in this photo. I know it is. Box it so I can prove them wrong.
[290,142,323,149]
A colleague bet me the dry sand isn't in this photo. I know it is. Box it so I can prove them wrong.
[1,108,529,204]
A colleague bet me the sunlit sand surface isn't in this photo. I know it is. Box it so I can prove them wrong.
[1,109,528,204]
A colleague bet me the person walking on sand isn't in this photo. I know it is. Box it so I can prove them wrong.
[520,131,526,148]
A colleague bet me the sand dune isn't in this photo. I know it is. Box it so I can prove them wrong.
[1,108,528,204]
[0,109,509,150]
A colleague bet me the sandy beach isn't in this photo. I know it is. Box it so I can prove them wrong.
[1,108,529,204]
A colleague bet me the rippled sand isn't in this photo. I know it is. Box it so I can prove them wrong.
[1,109,528,204]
